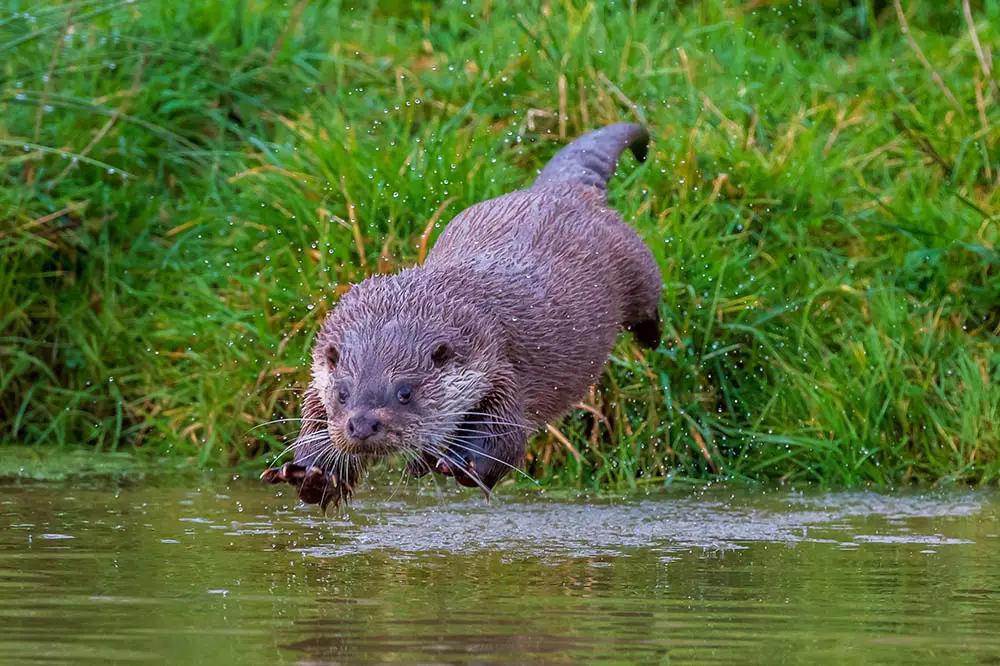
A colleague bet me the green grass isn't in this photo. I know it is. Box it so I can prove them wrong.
[2,0,998,490]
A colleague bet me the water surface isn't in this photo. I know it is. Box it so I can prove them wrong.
[2,478,998,664]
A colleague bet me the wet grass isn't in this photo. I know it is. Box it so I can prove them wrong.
[2,0,998,490]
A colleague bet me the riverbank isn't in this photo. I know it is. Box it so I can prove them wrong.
[3,1,998,489]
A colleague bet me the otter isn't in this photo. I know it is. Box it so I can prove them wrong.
[261,123,662,509]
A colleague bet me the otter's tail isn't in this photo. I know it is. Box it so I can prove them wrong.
[532,122,649,195]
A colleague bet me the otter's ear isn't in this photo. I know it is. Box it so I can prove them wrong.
[431,341,453,366]
[325,345,339,368]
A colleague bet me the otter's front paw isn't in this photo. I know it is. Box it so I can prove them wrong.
[261,463,349,510]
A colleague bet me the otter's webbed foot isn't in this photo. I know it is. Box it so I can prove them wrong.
[261,462,350,510]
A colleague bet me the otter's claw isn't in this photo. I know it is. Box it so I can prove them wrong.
[454,459,481,488]
[261,462,308,484]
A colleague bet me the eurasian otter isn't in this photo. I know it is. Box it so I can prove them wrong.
[262,123,662,509]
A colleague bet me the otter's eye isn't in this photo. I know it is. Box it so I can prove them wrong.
[431,342,453,366]
[336,386,349,405]
[326,346,339,368]
[396,385,412,405]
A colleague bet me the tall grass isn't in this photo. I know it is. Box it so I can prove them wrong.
[2,0,998,489]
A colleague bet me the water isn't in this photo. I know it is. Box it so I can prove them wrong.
[2,478,999,665]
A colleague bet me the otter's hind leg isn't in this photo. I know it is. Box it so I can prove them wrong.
[616,229,663,350]
[627,315,662,350]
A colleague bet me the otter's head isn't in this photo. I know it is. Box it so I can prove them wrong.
[291,274,505,497]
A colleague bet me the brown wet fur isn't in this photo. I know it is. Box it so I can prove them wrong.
[262,123,662,510]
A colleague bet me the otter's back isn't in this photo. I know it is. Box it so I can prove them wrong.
[425,185,652,425]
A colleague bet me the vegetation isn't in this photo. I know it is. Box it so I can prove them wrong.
[2,0,998,489]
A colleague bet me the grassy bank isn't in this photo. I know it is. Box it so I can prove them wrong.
[2,0,998,489]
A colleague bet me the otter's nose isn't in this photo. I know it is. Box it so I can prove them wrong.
[345,412,381,441]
